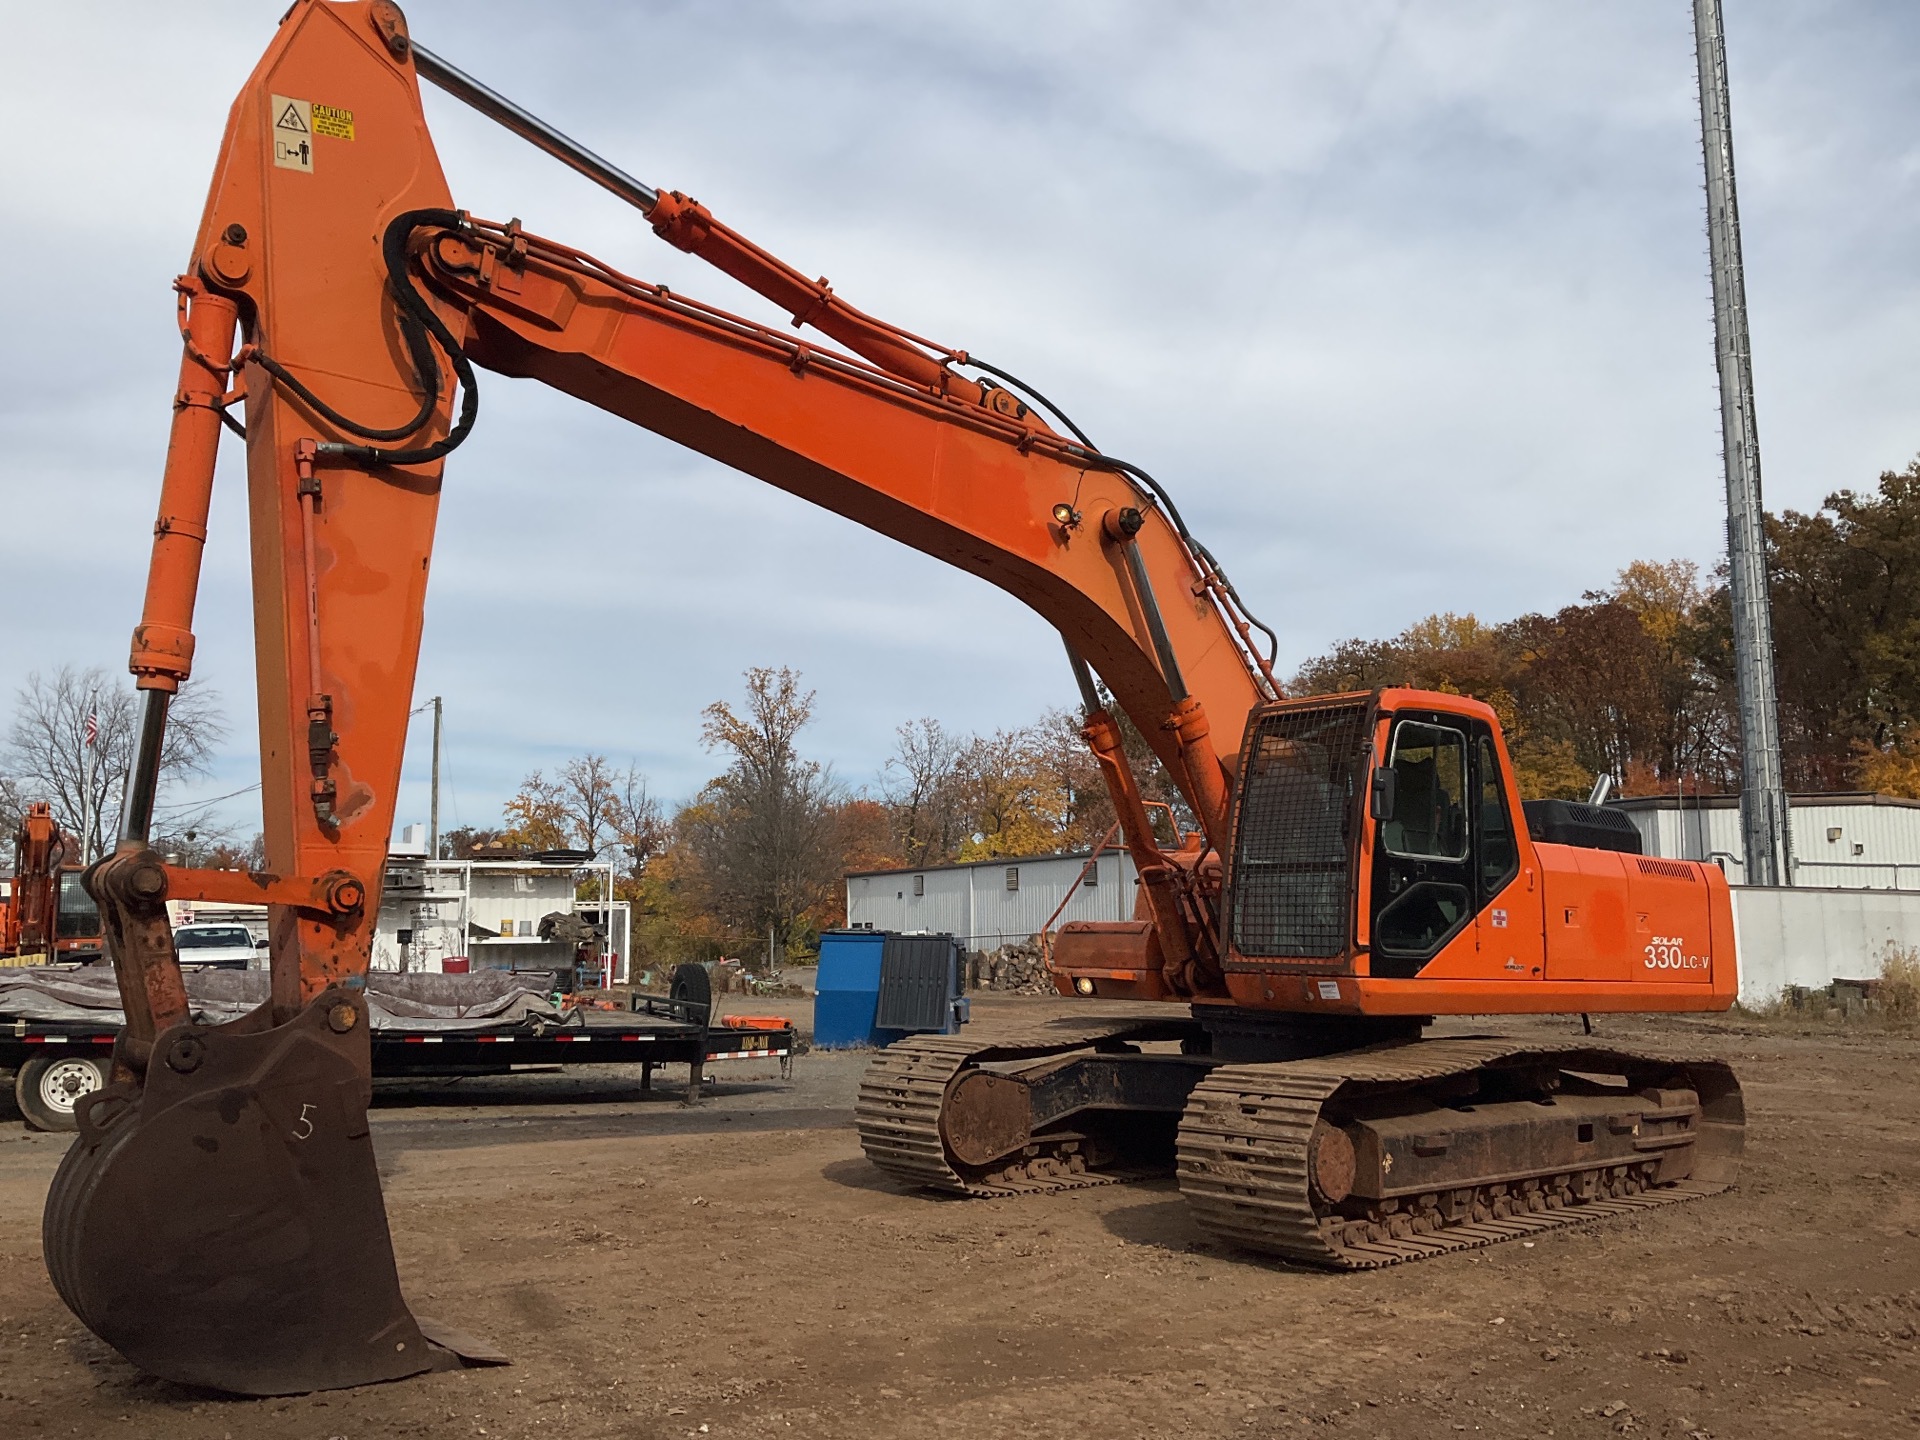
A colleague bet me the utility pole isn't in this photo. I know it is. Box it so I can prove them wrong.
[428,695,443,861]
[1694,0,1793,887]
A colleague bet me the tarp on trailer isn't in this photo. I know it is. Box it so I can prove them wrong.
[0,966,563,1032]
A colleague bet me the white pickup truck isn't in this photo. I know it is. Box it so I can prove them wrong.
[169,923,264,971]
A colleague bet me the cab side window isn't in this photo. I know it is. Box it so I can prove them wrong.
[1475,734,1519,900]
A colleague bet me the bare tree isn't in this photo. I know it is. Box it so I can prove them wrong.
[0,773,24,869]
[882,717,964,865]
[6,667,224,860]
[608,764,665,881]
[684,667,840,968]
[559,754,621,856]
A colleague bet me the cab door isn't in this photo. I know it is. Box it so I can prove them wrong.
[1368,716,1475,978]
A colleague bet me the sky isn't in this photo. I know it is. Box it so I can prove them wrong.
[3,1,1918,842]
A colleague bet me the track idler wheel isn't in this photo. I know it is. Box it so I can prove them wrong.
[42,988,457,1395]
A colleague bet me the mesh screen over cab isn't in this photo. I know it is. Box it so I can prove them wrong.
[1227,701,1371,960]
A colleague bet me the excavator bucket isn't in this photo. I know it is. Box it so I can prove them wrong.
[41,986,461,1395]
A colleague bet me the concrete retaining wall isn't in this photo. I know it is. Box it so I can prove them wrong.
[1731,885,1920,1005]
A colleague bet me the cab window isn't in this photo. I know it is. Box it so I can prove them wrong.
[56,872,102,940]
[1475,734,1519,900]
[1379,722,1468,861]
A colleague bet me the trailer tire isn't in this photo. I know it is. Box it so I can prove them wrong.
[15,1054,111,1132]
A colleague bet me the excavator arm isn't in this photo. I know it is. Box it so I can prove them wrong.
[3,803,65,957]
[50,0,1277,1394]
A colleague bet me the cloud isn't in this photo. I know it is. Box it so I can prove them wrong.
[4,0,1917,840]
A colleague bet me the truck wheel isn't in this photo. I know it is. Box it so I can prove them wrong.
[15,1054,111,1132]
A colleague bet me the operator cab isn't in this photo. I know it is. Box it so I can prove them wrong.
[1224,689,1558,977]
[1220,688,1731,1008]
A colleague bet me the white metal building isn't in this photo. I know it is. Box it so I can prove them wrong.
[846,849,1140,952]
[1611,792,1920,889]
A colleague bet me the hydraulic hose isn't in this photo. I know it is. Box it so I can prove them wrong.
[248,208,481,468]
[965,356,1280,672]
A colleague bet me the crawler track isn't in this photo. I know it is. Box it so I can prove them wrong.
[1177,1037,1744,1269]
[855,1017,1184,1196]
[861,1027,1744,1265]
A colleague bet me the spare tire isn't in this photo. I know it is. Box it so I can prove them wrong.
[669,962,712,1028]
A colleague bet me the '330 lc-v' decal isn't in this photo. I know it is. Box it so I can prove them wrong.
[1644,936,1708,971]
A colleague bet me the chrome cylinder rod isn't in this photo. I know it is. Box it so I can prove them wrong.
[120,690,169,845]
[411,41,660,214]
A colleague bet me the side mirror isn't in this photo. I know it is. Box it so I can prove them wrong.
[1369,767,1397,821]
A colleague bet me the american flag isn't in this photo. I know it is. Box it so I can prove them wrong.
[83,710,97,747]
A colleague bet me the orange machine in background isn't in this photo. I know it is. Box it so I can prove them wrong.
[1,803,103,965]
[48,0,1743,1397]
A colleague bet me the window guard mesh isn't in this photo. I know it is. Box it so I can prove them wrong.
[1227,701,1370,959]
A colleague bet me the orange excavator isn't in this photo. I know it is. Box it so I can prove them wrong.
[1,802,103,964]
[49,0,1744,1396]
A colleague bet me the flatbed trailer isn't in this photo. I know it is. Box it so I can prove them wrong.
[2,990,794,1132]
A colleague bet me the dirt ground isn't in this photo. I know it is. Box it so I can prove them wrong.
[0,997,1915,1439]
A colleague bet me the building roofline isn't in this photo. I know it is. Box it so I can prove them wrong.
[1607,791,1920,812]
[847,849,1112,881]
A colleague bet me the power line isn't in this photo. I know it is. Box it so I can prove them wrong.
[152,781,262,819]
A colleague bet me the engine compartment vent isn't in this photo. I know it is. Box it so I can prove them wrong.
[1634,856,1697,880]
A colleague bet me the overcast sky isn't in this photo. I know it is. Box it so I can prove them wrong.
[3,1,1917,842]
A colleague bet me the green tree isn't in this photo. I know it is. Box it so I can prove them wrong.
[1757,460,1920,788]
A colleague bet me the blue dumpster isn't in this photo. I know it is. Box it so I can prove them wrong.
[814,930,969,1048]
[813,930,887,1048]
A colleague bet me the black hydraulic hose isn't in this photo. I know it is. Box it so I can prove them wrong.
[1081,453,1281,670]
[963,356,1097,449]
[249,208,481,468]
[969,356,1280,671]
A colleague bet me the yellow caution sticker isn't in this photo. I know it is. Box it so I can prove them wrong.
[271,94,312,173]
[313,103,355,141]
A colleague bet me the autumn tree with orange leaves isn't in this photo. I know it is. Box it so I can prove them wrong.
[1294,457,1920,801]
